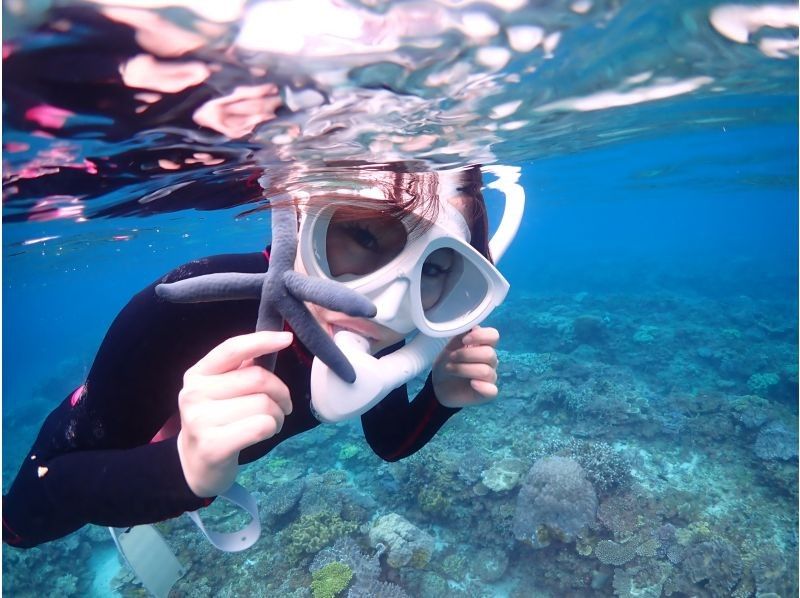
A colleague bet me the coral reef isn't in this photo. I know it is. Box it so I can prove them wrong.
[754,421,799,460]
[310,537,409,598]
[680,538,743,597]
[595,539,639,566]
[311,562,353,598]
[4,287,797,597]
[368,513,435,568]
[480,458,526,492]
[512,456,598,547]
[284,511,359,560]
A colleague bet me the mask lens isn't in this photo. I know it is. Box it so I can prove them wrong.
[322,206,407,279]
[423,250,489,325]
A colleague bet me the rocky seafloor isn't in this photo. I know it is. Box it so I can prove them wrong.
[3,284,797,597]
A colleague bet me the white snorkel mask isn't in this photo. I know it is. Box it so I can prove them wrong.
[301,165,525,422]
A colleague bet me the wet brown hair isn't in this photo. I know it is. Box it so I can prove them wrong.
[280,163,491,262]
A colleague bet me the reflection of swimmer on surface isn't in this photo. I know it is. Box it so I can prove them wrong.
[3,5,288,221]
[3,164,517,548]
[4,6,283,141]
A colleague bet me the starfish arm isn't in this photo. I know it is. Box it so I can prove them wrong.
[254,353,278,372]
[155,273,265,302]
[279,295,357,383]
[266,206,299,272]
[255,268,283,333]
[282,271,377,318]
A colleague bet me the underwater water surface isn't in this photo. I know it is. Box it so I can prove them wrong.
[3,1,798,597]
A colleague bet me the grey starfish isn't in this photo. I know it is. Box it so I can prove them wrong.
[155,202,376,383]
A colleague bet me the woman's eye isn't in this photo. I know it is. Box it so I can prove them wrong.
[345,224,379,251]
[422,263,451,278]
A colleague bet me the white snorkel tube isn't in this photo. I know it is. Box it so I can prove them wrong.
[310,165,525,423]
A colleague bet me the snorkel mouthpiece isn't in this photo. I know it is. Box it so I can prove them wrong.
[310,331,447,423]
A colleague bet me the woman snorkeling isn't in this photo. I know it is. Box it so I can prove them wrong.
[3,164,518,550]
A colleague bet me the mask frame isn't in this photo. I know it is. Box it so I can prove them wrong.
[309,165,525,422]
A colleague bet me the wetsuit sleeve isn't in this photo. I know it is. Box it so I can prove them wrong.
[3,427,206,548]
[360,375,461,462]
[3,252,266,548]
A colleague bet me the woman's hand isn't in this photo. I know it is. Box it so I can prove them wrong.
[431,325,500,408]
[177,331,294,498]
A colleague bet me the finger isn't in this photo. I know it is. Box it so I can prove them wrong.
[187,394,287,429]
[191,331,293,376]
[193,365,292,414]
[212,414,283,456]
[470,379,499,399]
[462,326,499,347]
[447,345,498,367]
[443,330,469,352]
[444,362,498,383]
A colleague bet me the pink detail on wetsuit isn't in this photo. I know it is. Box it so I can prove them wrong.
[69,384,87,407]
[24,105,74,129]
[150,413,181,443]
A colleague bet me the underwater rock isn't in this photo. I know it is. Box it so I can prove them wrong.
[262,479,304,520]
[572,314,607,345]
[368,513,435,568]
[747,372,780,395]
[612,560,672,598]
[512,456,598,548]
[754,421,799,460]
[632,325,659,343]
[680,538,743,597]
[418,571,449,597]
[472,547,509,582]
[752,545,798,597]
[480,458,526,492]
[731,394,774,429]
[456,450,489,485]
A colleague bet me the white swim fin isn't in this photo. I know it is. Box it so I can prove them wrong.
[109,524,185,598]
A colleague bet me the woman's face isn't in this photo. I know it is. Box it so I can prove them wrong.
[297,193,472,354]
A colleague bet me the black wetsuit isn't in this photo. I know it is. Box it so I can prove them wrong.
[3,251,459,548]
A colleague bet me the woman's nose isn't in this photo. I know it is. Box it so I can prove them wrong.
[372,278,414,333]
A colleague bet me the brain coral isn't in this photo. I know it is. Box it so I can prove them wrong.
[512,456,598,548]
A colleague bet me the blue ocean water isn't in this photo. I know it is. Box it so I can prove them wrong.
[3,2,798,597]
